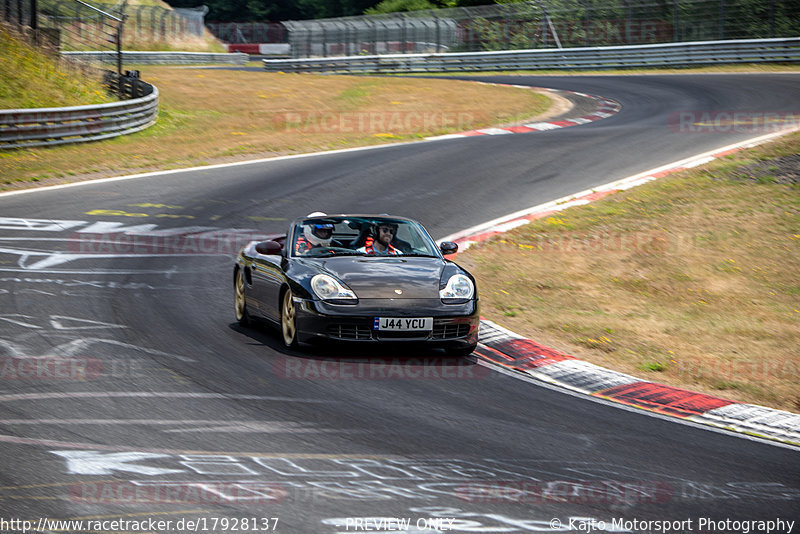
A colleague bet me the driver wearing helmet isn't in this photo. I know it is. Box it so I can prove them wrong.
[296,220,335,255]
[357,222,402,256]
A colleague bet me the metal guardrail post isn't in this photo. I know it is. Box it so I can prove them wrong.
[135,4,142,40]
[673,0,679,42]
[147,6,157,41]
[769,0,775,38]
[344,20,352,56]
[401,14,406,54]
[434,14,440,53]
[370,17,376,55]
[159,9,167,41]
[577,0,589,46]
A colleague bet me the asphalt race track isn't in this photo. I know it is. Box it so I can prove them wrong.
[0,74,799,533]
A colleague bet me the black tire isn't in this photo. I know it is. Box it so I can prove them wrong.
[234,268,250,327]
[280,288,298,349]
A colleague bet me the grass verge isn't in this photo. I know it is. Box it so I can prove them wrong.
[0,67,552,189]
[458,130,800,413]
[0,24,113,108]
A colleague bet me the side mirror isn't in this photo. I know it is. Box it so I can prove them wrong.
[255,240,282,255]
[439,241,458,255]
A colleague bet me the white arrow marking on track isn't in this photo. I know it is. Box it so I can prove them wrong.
[50,451,185,475]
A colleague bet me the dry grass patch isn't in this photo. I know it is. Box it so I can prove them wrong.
[0,24,112,108]
[1,68,551,189]
[460,131,800,412]
[120,35,226,53]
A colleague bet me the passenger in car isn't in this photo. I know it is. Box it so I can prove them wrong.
[357,222,403,255]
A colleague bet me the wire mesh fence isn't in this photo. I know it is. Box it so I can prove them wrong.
[206,21,286,44]
[4,0,798,61]
[1,1,120,86]
[43,1,122,55]
[1,0,35,28]
[1,0,210,52]
[1,0,214,76]
[282,0,800,58]
[38,1,208,49]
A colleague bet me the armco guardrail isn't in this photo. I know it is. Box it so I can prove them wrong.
[64,51,249,65]
[263,38,800,73]
[0,80,158,150]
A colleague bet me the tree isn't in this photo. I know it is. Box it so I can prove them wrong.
[365,0,440,14]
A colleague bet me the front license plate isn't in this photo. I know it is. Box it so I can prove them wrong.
[374,317,433,331]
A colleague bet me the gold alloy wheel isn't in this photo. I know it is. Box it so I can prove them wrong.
[281,289,297,347]
[235,268,248,325]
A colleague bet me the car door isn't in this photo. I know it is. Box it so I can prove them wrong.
[250,253,284,322]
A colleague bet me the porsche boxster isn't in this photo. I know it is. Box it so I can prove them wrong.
[233,214,479,355]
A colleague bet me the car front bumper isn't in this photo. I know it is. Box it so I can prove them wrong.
[293,297,479,348]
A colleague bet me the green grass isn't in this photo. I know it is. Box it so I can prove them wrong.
[0,25,112,108]
[335,80,380,109]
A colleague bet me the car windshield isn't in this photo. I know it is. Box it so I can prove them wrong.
[291,216,440,258]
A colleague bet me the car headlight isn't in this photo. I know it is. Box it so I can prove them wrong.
[311,274,357,301]
[440,273,474,301]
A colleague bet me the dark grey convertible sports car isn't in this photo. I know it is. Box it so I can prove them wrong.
[233,213,479,355]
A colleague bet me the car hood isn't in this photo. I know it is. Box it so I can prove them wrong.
[311,256,446,299]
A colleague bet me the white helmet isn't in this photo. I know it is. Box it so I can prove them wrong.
[304,213,333,246]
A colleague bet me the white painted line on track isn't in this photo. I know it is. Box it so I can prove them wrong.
[438,126,800,244]
[0,391,331,402]
[0,142,411,199]
[0,84,617,199]
[475,128,514,135]
[0,419,314,426]
[682,155,717,168]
